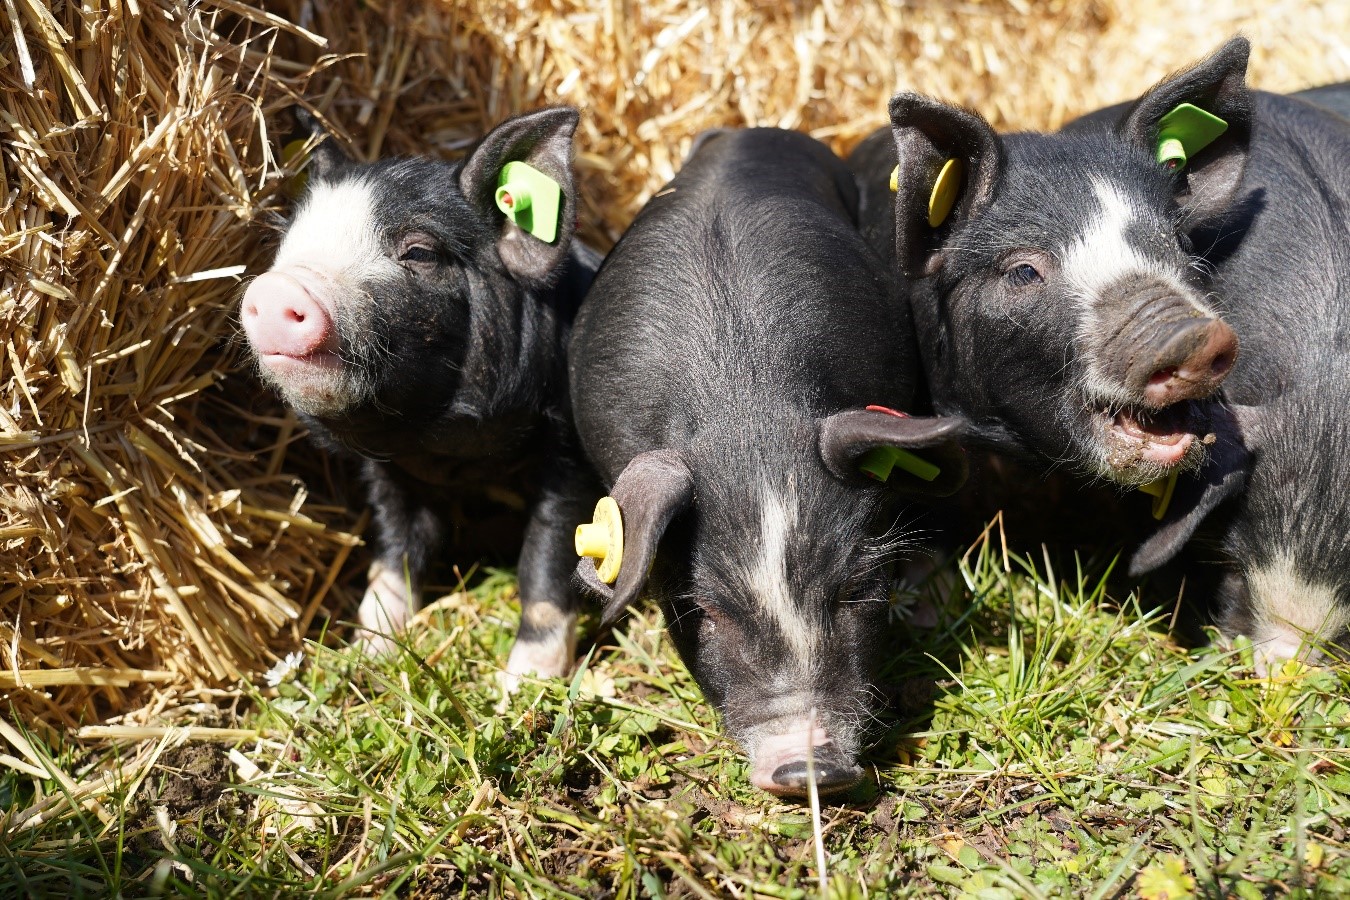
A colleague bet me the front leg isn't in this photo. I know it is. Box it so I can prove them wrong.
[356,460,444,654]
[503,461,599,690]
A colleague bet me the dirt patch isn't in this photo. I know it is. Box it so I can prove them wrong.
[130,743,239,856]
[403,863,493,899]
[561,760,602,803]
[150,744,234,819]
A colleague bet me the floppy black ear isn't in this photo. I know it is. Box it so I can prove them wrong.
[574,450,695,626]
[818,408,970,497]
[458,106,581,285]
[1129,403,1256,575]
[888,93,1003,278]
[287,105,349,183]
[1118,37,1252,225]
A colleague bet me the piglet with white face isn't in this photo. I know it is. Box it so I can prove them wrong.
[242,106,600,680]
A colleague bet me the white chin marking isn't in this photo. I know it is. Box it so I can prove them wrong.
[1245,552,1349,676]
[354,561,416,654]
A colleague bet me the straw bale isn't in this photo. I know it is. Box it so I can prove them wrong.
[1,0,1345,730]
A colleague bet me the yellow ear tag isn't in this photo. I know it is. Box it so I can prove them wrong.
[1138,471,1179,521]
[575,496,624,584]
[281,138,310,198]
[927,157,963,228]
[888,165,900,193]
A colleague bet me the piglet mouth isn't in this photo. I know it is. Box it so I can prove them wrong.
[1094,400,1211,478]
[259,348,343,374]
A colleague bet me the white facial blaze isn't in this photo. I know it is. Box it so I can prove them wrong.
[1061,178,1218,405]
[1246,551,1350,674]
[1061,179,1172,298]
[750,485,817,664]
[273,178,400,288]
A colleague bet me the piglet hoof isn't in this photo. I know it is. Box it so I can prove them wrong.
[352,562,415,657]
[498,630,577,701]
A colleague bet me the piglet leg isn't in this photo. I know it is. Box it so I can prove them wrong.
[354,460,444,655]
[503,462,597,692]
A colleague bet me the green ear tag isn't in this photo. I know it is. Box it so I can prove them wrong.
[495,161,563,244]
[859,447,941,483]
[1156,103,1229,171]
[1138,470,1179,520]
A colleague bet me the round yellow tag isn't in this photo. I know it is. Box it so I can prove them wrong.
[575,496,624,584]
[927,157,964,228]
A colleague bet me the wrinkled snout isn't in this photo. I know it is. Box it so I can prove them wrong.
[241,271,337,360]
[748,722,863,798]
[1131,316,1238,408]
[1097,281,1239,408]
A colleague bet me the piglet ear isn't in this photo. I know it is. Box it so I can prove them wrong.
[817,408,970,497]
[1118,37,1253,225]
[286,105,350,184]
[458,106,581,285]
[574,449,695,626]
[1128,403,1256,575]
[887,93,1003,279]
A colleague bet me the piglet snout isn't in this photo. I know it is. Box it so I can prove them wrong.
[1137,317,1239,408]
[749,723,862,797]
[242,272,337,359]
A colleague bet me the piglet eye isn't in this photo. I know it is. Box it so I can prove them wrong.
[1006,263,1043,287]
[399,244,439,265]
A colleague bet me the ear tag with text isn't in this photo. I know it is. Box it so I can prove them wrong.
[282,138,310,198]
[1138,470,1179,520]
[927,157,963,228]
[495,161,563,243]
[1156,103,1228,171]
[857,405,942,483]
[576,496,624,584]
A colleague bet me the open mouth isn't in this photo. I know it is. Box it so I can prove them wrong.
[1093,400,1211,478]
[261,349,343,375]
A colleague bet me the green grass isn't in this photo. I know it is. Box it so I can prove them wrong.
[4,536,1350,899]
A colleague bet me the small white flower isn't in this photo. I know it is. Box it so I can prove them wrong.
[578,667,617,698]
[263,651,305,687]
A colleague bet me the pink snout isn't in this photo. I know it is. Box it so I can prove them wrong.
[241,272,337,360]
[749,723,862,797]
[1140,317,1239,408]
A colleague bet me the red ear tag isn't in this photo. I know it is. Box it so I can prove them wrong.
[501,192,515,207]
[865,405,909,418]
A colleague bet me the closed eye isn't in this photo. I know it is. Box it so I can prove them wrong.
[399,244,439,265]
[1006,263,1043,288]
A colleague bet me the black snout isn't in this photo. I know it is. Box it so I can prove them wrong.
[770,754,863,796]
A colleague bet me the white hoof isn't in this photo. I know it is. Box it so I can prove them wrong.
[353,561,416,655]
[500,628,576,697]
